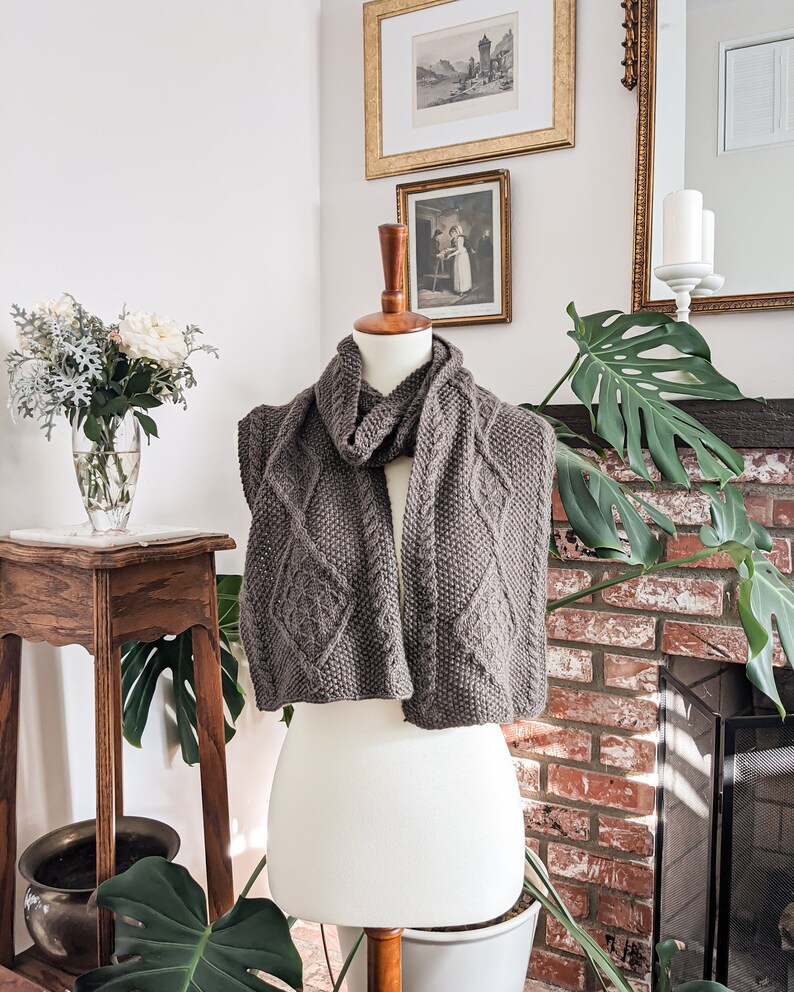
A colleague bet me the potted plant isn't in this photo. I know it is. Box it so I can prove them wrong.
[336,848,735,992]
[19,816,180,975]
[336,890,541,992]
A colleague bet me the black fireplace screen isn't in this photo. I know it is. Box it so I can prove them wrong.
[657,669,794,990]
[718,719,794,991]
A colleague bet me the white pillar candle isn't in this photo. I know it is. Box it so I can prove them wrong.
[701,208,715,266]
[662,189,703,265]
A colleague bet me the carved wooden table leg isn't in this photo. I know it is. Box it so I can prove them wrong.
[0,634,22,969]
[93,571,116,966]
[111,645,124,817]
[365,928,403,992]
[191,559,233,919]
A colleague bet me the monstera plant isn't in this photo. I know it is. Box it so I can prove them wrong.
[535,304,793,715]
[120,574,245,764]
[122,304,794,758]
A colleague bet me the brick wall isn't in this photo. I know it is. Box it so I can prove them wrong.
[506,448,794,992]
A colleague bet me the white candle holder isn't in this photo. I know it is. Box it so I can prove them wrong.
[654,261,713,322]
[691,272,725,299]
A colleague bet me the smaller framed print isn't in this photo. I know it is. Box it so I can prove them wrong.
[363,0,575,180]
[396,169,511,327]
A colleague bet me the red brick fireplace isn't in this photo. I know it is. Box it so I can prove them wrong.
[506,417,794,990]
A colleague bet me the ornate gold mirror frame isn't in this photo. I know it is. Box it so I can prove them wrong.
[631,0,794,315]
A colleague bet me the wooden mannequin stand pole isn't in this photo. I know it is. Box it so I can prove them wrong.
[365,928,403,992]
[355,223,430,992]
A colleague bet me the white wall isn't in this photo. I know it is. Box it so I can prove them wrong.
[319,0,794,403]
[0,0,322,946]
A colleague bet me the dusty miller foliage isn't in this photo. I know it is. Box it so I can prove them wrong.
[6,295,216,440]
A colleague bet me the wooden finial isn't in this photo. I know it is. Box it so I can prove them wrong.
[354,223,431,335]
[379,224,407,314]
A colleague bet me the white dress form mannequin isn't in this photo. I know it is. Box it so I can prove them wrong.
[266,227,525,932]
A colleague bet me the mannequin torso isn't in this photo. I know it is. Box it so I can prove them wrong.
[265,328,525,927]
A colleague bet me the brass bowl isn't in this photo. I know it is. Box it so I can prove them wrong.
[19,816,180,975]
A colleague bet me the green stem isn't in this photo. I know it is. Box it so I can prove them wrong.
[536,354,581,413]
[546,546,724,611]
[240,852,268,899]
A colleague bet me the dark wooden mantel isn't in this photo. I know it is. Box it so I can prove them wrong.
[544,398,794,450]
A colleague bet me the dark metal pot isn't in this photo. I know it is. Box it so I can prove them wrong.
[18,816,180,975]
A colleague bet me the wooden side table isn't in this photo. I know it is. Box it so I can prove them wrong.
[0,534,236,971]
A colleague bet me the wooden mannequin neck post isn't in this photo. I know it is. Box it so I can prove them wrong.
[353,223,432,336]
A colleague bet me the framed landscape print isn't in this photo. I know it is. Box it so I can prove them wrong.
[396,169,511,326]
[363,0,575,179]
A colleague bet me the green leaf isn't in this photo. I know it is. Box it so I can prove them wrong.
[524,848,633,992]
[676,983,734,991]
[333,930,364,992]
[555,439,675,567]
[119,641,167,748]
[134,410,159,438]
[120,576,245,765]
[655,938,682,992]
[72,857,303,992]
[740,555,794,717]
[99,396,129,418]
[217,573,242,644]
[700,485,794,717]
[566,304,752,487]
[130,393,163,409]
[525,409,605,457]
[127,369,153,394]
[83,414,103,444]
[699,483,773,563]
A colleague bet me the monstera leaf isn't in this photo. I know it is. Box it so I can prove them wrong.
[524,847,633,992]
[121,574,245,765]
[700,484,794,716]
[72,857,303,992]
[566,304,751,488]
[554,438,675,567]
[655,939,733,992]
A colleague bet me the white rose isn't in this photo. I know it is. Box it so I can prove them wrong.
[34,294,76,320]
[117,312,188,368]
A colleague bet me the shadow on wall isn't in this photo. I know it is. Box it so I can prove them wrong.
[16,642,73,947]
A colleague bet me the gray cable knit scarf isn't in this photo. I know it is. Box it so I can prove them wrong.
[238,333,555,730]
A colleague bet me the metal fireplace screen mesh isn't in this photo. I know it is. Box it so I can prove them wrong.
[659,680,716,984]
[724,721,794,992]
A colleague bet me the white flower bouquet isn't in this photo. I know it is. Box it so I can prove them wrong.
[6,293,216,531]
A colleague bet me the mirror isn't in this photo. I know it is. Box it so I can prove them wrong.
[632,0,794,314]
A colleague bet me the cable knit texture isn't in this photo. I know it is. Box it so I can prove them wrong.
[238,334,556,730]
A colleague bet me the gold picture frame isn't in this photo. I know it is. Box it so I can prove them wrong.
[364,0,575,180]
[632,0,794,315]
[396,169,511,327]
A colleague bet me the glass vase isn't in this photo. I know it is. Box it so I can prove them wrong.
[72,410,141,533]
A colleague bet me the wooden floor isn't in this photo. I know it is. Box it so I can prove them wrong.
[1,951,74,992]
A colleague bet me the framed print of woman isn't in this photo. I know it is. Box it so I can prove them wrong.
[397,168,511,327]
